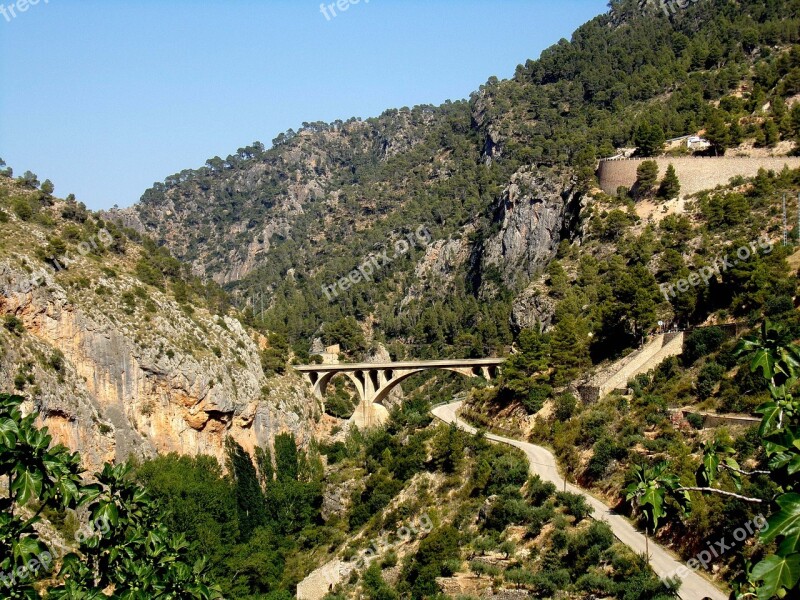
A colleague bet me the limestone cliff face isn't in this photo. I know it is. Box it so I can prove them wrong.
[106,112,438,286]
[0,259,320,470]
[482,167,581,289]
[397,168,582,332]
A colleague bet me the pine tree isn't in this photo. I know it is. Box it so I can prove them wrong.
[225,437,267,539]
[635,160,659,199]
[764,119,780,147]
[705,113,730,155]
[634,123,665,157]
[658,164,681,200]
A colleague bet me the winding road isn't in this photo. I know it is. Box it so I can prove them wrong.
[432,401,727,600]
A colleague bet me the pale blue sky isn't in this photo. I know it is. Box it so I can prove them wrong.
[0,0,608,210]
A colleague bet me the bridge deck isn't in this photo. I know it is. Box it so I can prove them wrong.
[294,358,504,372]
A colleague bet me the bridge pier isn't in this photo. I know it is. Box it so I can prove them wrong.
[295,359,503,428]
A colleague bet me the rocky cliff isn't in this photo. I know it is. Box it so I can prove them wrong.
[0,182,321,470]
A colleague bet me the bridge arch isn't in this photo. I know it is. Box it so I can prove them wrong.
[295,359,503,427]
[370,367,490,406]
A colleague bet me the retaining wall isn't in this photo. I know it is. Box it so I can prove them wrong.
[678,409,760,428]
[598,156,800,196]
[579,333,684,402]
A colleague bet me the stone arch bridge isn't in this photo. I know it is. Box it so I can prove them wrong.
[295,359,503,427]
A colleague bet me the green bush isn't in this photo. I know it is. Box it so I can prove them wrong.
[521,383,551,414]
[686,412,705,430]
[555,491,592,522]
[469,560,500,579]
[554,393,578,421]
[696,362,725,399]
[11,197,33,220]
[527,475,556,505]
[683,327,727,366]
[3,315,24,335]
[586,436,627,481]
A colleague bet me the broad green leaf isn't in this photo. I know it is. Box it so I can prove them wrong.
[751,553,800,600]
[11,469,43,506]
[0,417,19,447]
[762,493,800,544]
[93,501,120,528]
[758,401,782,436]
[751,349,776,380]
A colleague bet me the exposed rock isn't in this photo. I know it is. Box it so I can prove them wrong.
[510,284,557,332]
[482,167,581,289]
[0,258,319,471]
[320,478,357,522]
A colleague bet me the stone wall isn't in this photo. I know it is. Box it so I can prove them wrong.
[598,156,800,196]
[679,409,760,428]
[579,333,684,402]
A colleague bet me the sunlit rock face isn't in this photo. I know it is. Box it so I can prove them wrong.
[0,260,321,470]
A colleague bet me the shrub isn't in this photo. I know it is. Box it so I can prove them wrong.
[48,350,65,373]
[380,551,398,569]
[486,496,533,530]
[362,563,398,600]
[521,383,551,414]
[319,441,349,464]
[498,540,516,558]
[469,560,500,579]
[3,315,24,335]
[686,412,705,430]
[531,569,571,596]
[575,572,615,595]
[696,362,725,399]
[683,327,726,366]
[765,294,794,316]
[556,491,592,522]
[527,475,556,505]
[579,410,609,445]
[505,568,535,588]
[586,439,612,480]
[12,197,33,220]
[327,394,357,420]
[486,452,529,494]
[554,393,577,421]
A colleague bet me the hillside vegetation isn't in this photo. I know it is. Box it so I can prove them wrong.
[114,0,800,363]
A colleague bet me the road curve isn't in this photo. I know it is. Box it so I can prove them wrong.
[432,401,727,600]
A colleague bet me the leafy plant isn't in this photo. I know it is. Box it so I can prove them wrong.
[0,394,222,598]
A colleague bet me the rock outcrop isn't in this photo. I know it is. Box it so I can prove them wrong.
[482,167,581,289]
[0,257,319,470]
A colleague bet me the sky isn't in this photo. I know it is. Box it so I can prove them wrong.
[0,0,608,210]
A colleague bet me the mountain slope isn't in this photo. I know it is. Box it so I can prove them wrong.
[0,176,321,469]
[108,0,800,360]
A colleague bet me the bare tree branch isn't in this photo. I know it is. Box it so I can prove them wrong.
[676,487,763,503]
[719,463,770,476]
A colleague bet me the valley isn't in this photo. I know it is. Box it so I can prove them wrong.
[3,0,800,598]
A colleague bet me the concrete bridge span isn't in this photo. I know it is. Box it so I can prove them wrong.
[295,358,503,427]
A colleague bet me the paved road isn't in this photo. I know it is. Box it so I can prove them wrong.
[432,401,727,600]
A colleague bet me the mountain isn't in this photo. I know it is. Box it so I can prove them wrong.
[0,175,323,471]
[107,0,800,361]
